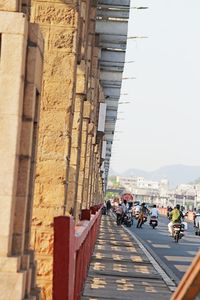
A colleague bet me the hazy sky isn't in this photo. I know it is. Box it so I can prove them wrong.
[110,0,200,174]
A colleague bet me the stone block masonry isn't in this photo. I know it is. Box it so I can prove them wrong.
[0,0,106,298]
[0,5,44,299]
[30,1,79,298]
[30,0,105,298]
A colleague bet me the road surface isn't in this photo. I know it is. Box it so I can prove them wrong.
[130,215,200,284]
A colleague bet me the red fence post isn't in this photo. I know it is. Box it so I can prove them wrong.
[80,209,91,220]
[53,216,75,300]
[90,206,98,215]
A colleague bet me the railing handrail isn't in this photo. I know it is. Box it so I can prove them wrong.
[75,211,101,251]
[170,251,200,300]
[53,204,102,300]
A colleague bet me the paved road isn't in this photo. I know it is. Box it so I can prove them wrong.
[130,215,200,284]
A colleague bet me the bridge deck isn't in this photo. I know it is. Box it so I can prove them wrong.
[81,215,172,300]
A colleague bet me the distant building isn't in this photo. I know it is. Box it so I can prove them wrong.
[114,176,200,209]
[116,176,169,205]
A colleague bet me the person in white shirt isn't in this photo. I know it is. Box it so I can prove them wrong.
[133,204,141,214]
[135,204,141,213]
[132,203,141,218]
[121,200,128,214]
[151,204,159,218]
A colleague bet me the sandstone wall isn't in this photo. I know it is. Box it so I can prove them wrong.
[30,0,104,298]
[0,0,105,298]
[0,2,44,299]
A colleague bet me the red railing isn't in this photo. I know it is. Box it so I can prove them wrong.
[158,207,168,216]
[158,208,194,221]
[53,205,102,300]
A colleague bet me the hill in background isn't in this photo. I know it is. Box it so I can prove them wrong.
[110,165,200,188]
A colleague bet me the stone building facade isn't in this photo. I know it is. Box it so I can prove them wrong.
[0,0,129,299]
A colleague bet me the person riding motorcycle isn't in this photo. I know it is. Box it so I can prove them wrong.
[121,200,128,214]
[149,204,159,228]
[132,203,141,219]
[167,206,173,219]
[137,203,149,228]
[150,204,159,218]
[168,204,183,236]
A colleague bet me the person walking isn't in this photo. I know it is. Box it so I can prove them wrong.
[115,203,123,225]
[106,199,112,215]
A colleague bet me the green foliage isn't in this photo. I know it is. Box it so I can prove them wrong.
[105,191,119,199]
[108,176,120,188]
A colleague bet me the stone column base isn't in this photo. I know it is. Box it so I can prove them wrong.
[0,256,40,300]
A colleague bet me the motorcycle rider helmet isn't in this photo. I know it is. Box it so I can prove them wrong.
[176,204,180,210]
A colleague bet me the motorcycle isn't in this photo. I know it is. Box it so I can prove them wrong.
[123,210,133,227]
[142,214,148,223]
[116,213,123,225]
[134,212,140,220]
[149,216,158,229]
[173,223,185,243]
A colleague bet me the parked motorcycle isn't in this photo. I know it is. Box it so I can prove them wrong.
[173,223,185,243]
[149,216,158,229]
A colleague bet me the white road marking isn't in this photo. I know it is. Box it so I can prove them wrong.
[178,243,200,246]
[174,265,189,272]
[187,251,197,255]
[164,256,193,262]
[152,244,170,248]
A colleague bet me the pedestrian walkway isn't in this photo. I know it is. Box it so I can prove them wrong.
[81,215,173,300]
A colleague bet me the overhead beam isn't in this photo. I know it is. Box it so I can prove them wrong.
[100,34,128,44]
[100,70,122,82]
[96,20,128,35]
[98,0,130,7]
[97,9,129,19]
[101,50,126,63]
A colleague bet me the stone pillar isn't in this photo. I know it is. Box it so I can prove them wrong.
[88,146,96,207]
[67,0,98,219]
[77,118,89,210]
[0,10,27,257]
[12,24,43,257]
[0,0,22,12]
[0,15,28,300]
[30,1,80,297]
[12,23,43,299]
[82,122,95,208]
[0,10,43,300]
[67,59,89,219]
[89,146,101,206]
[67,94,84,220]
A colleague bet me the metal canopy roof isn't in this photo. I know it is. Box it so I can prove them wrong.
[96,0,130,189]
